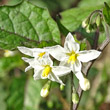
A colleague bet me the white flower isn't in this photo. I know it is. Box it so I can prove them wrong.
[46,32,101,73]
[46,33,101,90]
[22,56,71,85]
[17,46,48,59]
[4,50,15,57]
[18,46,49,72]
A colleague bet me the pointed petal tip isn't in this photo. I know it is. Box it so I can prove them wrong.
[78,50,101,62]
[93,50,101,58]
[17,46,27,53]
[17,46,24,50]
[25,69,27,72]
[21,57,25,60]
[66,32,73,38]
[67,32,72,36]
[25,66,32,72]
[98,51,101,55]
[17,46,21,49]
[21,57,30,63]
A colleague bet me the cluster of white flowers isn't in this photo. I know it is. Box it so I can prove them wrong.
[18,33,101,96]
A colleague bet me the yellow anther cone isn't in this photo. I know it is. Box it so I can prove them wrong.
[42,65,51,77]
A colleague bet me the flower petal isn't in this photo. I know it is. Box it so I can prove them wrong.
[52,66,71,77]
[77,50,101,62]
[18,46,33,56]
[48,72,65,85]
[65,32,75,43]
[74,71,90,91]
[64,41,80,53]
[22,57,34,63]
[64,33,80,52]
[39,56,53,66]
[22,57,43,69]
[59,58,71,67]
[72,60,82,73]
[25,66,33,72]
[33,68,43,80]
[18,46,47,57]
[74,71,84,81]
[46,45,67,61]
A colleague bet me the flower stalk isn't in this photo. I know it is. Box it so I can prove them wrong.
[70,73,73,110]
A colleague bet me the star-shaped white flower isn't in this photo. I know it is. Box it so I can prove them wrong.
[21,56,71,85]
[46,33,101,90]
[18,46,50,72]
[46,33,101,73]
[18,46,48,59]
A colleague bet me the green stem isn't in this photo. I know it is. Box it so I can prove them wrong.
[70,72,73,110]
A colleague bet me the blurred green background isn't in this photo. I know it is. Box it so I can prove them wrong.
[0,0,110,110]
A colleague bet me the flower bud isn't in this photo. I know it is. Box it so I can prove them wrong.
[82,18,90,28]
[4,50,15,57]
[60,84,64,91]
[86,25,91,33]
[40,80,51,97]
[72,93,79,104]
[79,78,90,91]
[96,15,101,27]
[40,87,49,97]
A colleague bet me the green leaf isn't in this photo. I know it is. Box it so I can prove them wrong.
[60,6,102,32]
[56,15,69,36]
[0,83,8,110]
[103,2,110,26]
[24,79,42,110]
[7,74,42,110]
[0,0,23,6]
[0,55,23,77]
[78,0,110,8]
[0,1,60,50]
[7,74,26,110]
[28,0,74,12]
[59,5,108,46]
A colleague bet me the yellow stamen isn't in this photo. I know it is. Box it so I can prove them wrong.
[42,65,51,77]
[38,52,46,58]
[67,51,79,64]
